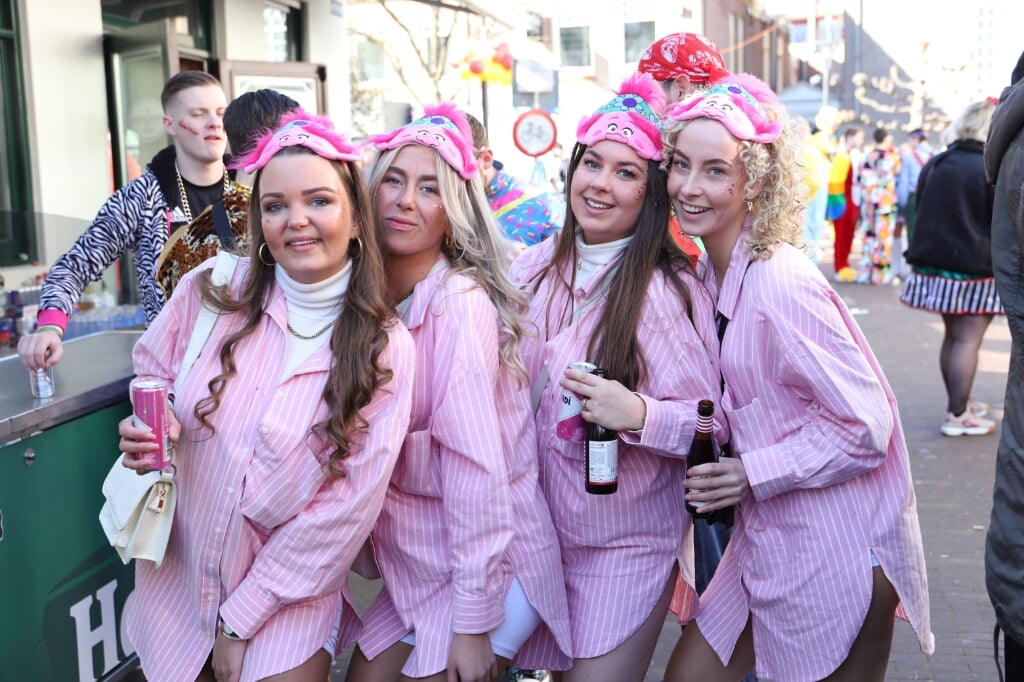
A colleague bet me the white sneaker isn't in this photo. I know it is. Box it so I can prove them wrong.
[941,410,996,436]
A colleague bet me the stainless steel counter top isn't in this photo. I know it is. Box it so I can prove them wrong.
[0,330,142,445]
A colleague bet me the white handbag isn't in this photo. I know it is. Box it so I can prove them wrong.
[98,251,239,568]
[99,464,177,567]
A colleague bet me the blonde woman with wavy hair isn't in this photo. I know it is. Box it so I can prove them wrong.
[345,103,571,682]
[661,74,933,682]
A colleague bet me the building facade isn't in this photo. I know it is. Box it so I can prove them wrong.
[0,0,350,289]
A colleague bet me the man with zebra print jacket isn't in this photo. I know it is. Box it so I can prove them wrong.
[19,71,230,372]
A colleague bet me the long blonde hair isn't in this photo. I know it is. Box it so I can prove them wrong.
[366,145,529,384]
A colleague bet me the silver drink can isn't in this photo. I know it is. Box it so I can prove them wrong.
[30,367,55,399]
[556,360,598,442]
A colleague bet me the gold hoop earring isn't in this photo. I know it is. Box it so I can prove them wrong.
[258,242,275,266]
[349,236,364,259]
[442,234,453,252]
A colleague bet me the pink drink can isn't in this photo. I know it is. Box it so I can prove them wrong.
[130,378,171,470]
[556,360,598,442]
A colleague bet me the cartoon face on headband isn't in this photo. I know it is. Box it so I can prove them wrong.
[416,126,445,145]
[238,110,362,175]
[273,121,338,155]
[370,104,478,180]
[579,111,662,159]
[667,80,783,144]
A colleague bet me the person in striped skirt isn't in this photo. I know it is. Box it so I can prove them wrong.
[899,98,1002,437]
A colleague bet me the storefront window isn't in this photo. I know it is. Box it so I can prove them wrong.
[264,1,302,63]
[560,26,591,67]
[624,21,655,63]
[0,0,34,265]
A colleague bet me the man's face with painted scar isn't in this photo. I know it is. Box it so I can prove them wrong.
[162,84,228,166]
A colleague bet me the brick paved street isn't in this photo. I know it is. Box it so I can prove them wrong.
[332,268,1011,681]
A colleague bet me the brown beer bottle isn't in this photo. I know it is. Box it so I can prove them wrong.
[585,368,618,494]
[685,399,716,518]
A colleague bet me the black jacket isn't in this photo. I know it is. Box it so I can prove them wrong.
[906,139,994,277]
[983,69,1024,646]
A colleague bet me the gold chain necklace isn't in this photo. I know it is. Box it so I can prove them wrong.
[286,320,335,340]
[175,163,229,223]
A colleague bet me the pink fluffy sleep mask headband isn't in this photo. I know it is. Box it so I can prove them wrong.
[369,102,478,180]
[666,73,784,144]
[237,110,362,174]
[576,71,667,161]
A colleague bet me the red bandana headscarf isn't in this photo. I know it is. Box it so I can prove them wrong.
[637,32,728,86]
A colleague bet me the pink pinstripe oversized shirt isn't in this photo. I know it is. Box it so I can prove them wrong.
[125,258,414,682]
[509,238,725,658]
[691,232,934,681]
[355,259,573,674]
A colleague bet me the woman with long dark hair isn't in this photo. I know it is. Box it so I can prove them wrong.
[118,111,414,682]
[510,73,724,679]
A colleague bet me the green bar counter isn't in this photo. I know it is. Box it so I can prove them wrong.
[1,330,143,681]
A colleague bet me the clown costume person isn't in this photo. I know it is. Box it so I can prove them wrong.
[661,75,934,682]
[344,103,572,682]
[509,72,724,681]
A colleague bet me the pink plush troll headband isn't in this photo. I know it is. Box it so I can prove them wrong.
[666,73,784,144]
[237,110,362,174]
[369,103,478,180]
[577,72,667,161]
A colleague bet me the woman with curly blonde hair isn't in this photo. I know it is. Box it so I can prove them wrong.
[660,74,934,682]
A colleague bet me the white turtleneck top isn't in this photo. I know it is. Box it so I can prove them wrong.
[274,262,350,378]
[575,231,634,290]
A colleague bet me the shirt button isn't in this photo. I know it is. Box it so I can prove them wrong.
[260,426,270,434]
[214,527,222,534]
[276,390,285,398]
[226,487,235,495]
[208,563,215,570]
[207,595,216,602]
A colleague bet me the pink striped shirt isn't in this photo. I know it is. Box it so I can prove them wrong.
[356,260,572,674]
[125,258,414,682]
[691,233,934,681]
[510,239,724,658]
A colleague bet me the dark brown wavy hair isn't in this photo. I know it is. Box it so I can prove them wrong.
[191,146,397,477]
[525,141,695,391]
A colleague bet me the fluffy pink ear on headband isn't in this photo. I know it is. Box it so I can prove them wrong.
[666,73,784,144]
[369,102,479,180]
[236,109,362,174]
